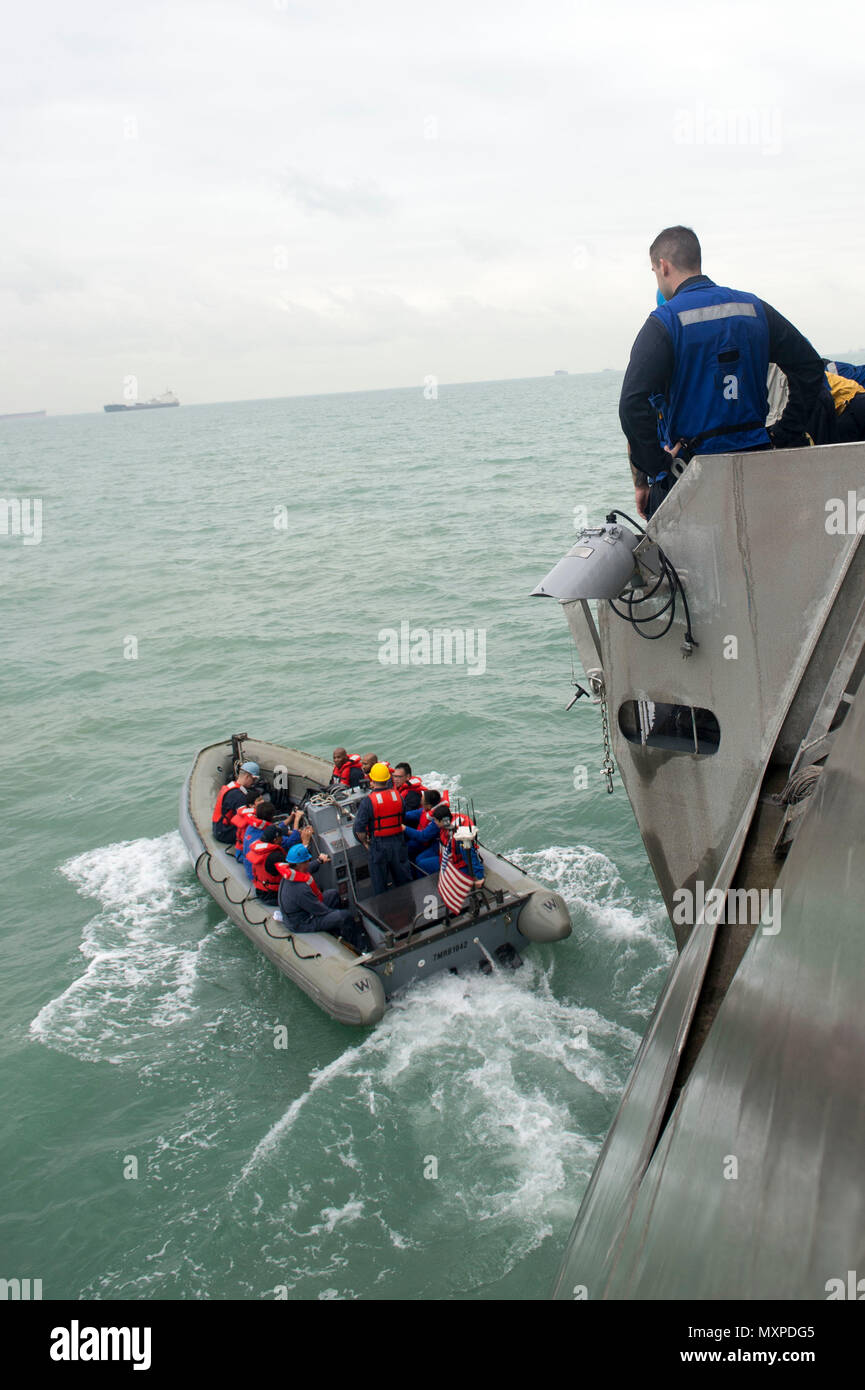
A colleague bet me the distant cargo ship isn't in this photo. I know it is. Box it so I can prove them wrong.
[104,390,179,413]
[0,409,46,420]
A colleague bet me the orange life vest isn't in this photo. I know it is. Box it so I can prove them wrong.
[333,754,363,785]
[246,839,285,893]
[398,776,427,800]
[231,805,262,851]
[275,863,323,901]
[439,824,477,875]
[212,780,241,829]
[370,789,404,837]
[418,787,449,826]
[439,811,475,845]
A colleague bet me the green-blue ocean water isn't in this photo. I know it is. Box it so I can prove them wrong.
[1,374,673,1301]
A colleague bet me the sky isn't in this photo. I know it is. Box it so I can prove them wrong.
[3,0,865,412]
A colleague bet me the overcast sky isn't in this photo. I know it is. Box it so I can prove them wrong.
[3,0,865,412]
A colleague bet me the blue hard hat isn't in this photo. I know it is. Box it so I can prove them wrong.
[239,761,260,775]
[286,844,312,863]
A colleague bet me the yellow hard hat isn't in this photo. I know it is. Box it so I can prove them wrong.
[369,762,391,783]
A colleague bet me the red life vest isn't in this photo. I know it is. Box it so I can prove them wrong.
[438,813,475,848]
[439,829,476,875]
[232,806,263,851]
[246,839,285,893]
[398,776,427,801]
[333,754,363,785]
[418,787,449,826]
[275,863,323,901]
[370,789,404,837]
[212,780,241,829]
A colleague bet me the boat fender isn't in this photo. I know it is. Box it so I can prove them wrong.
[333,966,386,1026]
[518,889,572,943]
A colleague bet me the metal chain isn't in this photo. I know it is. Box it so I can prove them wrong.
[600,695,616,794]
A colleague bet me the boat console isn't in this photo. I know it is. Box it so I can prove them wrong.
[299,785,375,901]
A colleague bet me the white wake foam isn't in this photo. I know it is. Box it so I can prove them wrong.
[30,832,205,1064]
[232,957,642,1282]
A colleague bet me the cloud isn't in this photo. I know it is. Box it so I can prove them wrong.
[279,168,395,218]
[2,0,863,412]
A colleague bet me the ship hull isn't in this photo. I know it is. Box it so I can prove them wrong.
[537,440,865,1299]
[103,401,179,412]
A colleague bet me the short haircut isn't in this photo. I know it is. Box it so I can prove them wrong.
[432,803,452,822]
[256,799,276,820]
[649,226,701,272]
[333,747,347,762]
[395,762,412,777]
[423,789,441,808]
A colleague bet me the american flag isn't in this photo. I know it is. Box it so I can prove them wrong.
[438,840,473,915]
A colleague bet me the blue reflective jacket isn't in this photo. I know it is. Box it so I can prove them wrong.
[651,281,771,455]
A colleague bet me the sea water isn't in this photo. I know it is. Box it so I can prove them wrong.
[0,374,673,1300]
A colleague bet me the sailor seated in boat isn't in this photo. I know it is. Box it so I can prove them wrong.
[211,762,263,844]
[409,802,453,876]
[331,748,366,788]
[246,824,295,904]
[235,803,308,878]
[392,763,424,817]
[418,808,485,886]
[230,795,275,859]
[276,845,372,954]
[359,753,396,785]
[246,819,320,898]
[405,791,443,863]
[403,786,440,830]
[451,823,486,887]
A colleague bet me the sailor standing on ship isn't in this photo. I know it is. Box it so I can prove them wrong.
[619,226,824,520]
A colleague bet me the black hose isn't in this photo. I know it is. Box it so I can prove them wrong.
[605,510,698,650]
[288,934,322,959]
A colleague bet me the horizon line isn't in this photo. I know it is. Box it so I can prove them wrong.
[2,367,628,419]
